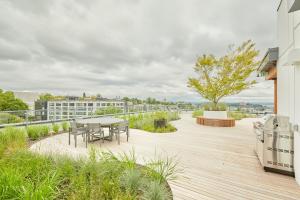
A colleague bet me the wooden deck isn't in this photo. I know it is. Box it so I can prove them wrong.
[31,113,300,200]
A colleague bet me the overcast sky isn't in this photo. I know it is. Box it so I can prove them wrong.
[0,0,280,102]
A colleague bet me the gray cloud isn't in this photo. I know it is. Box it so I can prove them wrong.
[0,0,279,102]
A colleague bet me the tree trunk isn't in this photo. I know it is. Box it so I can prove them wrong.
[212,101,218,111]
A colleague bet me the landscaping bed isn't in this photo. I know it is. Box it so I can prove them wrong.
[0,127,176,199]
[123,112,180,133]
[192,109,256,120]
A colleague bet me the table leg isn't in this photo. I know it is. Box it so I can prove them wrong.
[109,125,112,141]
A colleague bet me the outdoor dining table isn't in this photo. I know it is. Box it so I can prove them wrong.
[75,117,126,142]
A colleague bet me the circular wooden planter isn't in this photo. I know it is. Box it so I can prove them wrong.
[196,116,235,127]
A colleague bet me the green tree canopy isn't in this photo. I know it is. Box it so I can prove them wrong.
[0,89,29,111]
[39,93,55,101]
[188,40,259,109]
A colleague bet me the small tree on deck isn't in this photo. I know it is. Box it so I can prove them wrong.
[188,40,259,110]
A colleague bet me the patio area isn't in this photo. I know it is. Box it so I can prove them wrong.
[31,113,300,200]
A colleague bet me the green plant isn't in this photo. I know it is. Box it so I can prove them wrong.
[141,180,172,200]
[52,123,60,134]
[188,40,259,110]
[0,140,175,200]
[120,169,144,196]
[26,125,41,140]
[0,127,27,157]
[95,107,123,115]
[0,151,61,199]
[62,121,69,132]
[145,156,179,184]
[192,109,203,118]
[0,112,24,124]
[228,111,257,120]
[202,102,227,111]
[0,89,29,111]
[26,125,49,140]
[40,125,50,137]
[123,112,179,133]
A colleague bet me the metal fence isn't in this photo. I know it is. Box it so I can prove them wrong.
[0,104,184,128]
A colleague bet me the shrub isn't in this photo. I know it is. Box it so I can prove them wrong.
[40,125,50,137]
[0,127,27,157]
[52,123,60,134]
[202,102,227,111]
[0,113,24,124]
[61,121,69,132]
[192,109,203,118]
[26,125,50,140]
[228,112,257,120]
[0,147,176,199]
[141,180,172,200]
[26,126,41,140]
[0,151,60,199]
[166,112,180,121]
[95,107,123,115]
[120,169,144,196]
[124,112,179,133]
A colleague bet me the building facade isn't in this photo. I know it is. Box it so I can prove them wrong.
[260,0,300,184]
[46,99,124,120]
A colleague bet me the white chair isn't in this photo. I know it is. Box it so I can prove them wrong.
[87,123,104,143]
[111,121,129,145]
[69,121,87,148]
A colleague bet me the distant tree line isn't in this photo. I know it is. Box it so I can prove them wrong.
[122,97,176,105]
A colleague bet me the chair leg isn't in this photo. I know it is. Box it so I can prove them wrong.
[102,131,104,143]
[69,131,71,145]
[127,129,129,142]
[75,135,77,148]
[85,133,88,148]
[110,126,113,141]
[118,130,120,145]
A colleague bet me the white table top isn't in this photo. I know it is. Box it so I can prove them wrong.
[75,117,125,126]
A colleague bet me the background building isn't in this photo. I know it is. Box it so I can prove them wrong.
[46,99,124,120]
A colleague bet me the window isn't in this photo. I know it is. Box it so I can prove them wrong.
[56,103,61,106]
[69,103,75,106]
[101,103,106,106]
[63,103,68,106]
[88,103,93,107]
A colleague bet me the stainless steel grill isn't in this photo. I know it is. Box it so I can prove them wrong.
[253,115,294,175]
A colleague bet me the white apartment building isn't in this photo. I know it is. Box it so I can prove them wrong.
[260,0,300,184]
[47,100,125,120]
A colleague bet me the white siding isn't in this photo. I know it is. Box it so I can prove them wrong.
[277,0,300,184]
